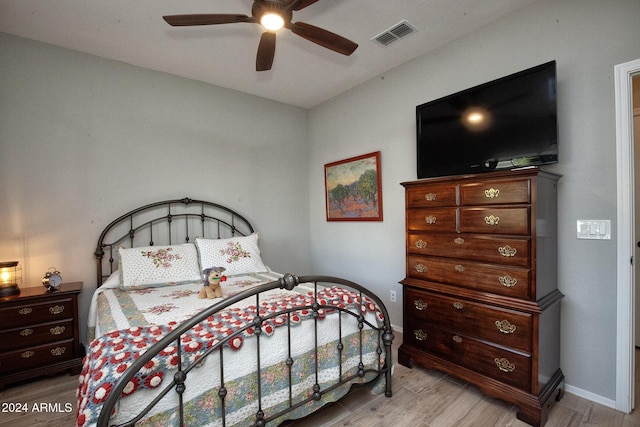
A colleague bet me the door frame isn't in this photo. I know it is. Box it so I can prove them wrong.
[615,58,640,413]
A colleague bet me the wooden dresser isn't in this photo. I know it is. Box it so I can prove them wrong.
[399,168,563,427]
[0,282,83,389]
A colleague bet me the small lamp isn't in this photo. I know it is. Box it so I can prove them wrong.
[0,261,21,297]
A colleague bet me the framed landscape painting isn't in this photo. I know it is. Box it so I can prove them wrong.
[324,151,383,221]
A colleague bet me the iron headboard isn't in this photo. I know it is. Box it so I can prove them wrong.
[94,197,254,287]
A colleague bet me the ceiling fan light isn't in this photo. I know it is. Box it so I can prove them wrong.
[260,13,284,31]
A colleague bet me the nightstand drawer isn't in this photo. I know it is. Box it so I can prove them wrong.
[1,319,74,351]
[0,298,74,328]
[0,339,75,375]
[405,320,532,391]
[405,288,532,352]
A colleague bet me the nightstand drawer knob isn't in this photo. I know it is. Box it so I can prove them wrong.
[49,305,65,315]
[425,193,437,201]
[50,326,66,335]
[425,215,437,224]
[51,347,66,357]
[18,307,32,315]
[21,351,35,359]
[453,302,464,310]
[20,328,34,337]
[415,239,427,249]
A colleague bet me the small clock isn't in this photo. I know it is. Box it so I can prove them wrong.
[42,268,62,291]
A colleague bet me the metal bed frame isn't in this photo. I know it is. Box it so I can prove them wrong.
[90,198,394,427]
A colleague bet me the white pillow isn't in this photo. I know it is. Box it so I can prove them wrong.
[196,234,268,276]
[102,269,121,289]
[119,243,201,288]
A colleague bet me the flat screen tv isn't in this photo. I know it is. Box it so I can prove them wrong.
[416,60,558,179]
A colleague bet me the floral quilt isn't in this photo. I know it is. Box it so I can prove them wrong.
[77,273,387,427]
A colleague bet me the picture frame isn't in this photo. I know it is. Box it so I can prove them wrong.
[324,151,383,221]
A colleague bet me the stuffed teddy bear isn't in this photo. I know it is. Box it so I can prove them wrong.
[199,267,227,299]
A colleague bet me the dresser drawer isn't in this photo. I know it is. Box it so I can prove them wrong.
[405,288,532,352]
[407,208,457,232]
[0,339,75,375]
[406,183,457,207]
[1,319,74,351]
[405,254,531,298]
[408,233,531,267]
[0,298,74,328]
[460,179,530,206]
[459,207,530,235]
[405,320,532,391]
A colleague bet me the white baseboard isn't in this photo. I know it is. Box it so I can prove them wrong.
[564,384,618,411]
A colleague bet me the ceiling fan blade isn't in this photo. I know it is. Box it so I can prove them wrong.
[288,22,358,56]
[286,0,321,11]
[163,14,253,26]
[256,32,276,71]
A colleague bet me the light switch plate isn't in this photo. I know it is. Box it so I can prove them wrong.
[576,220,611,240]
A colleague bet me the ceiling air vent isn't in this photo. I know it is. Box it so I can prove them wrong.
[372,20,417,47]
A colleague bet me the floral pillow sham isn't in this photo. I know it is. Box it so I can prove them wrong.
[119,243,202,288]
[196,233,268,276]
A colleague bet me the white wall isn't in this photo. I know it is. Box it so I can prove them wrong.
[0,33,311,341]
[307,0,640,403]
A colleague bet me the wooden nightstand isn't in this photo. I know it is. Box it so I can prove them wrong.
[0,282,84,389]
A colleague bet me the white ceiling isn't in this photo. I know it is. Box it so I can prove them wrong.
[0,0,540,108]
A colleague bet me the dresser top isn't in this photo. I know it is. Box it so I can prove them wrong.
[401,167,561,187]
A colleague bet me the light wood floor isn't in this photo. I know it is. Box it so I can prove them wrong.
[1,339,639,426]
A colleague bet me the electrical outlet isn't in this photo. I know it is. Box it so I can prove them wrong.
[390,290,397,303]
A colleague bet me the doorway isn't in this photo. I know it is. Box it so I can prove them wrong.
[615,58,640,414]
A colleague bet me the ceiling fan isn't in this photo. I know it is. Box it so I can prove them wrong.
[163,0,358,71]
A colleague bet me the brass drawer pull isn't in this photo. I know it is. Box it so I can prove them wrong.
[485,215,500,225]
[414,299,428,311]
[454,237,465,245]
[454,264,465,272]
[499,275,518,287]
[18,307,32,315]
[495,320,517,334]
[20,328,34,337]
[453,302,464,310]
[51,347,66,357]
[415,264,427,273]
[414,329,428,341]
[485,188,500,198]
[49,305,64,315]
[425,193,437,201]
[415,239,427,249]
[498,245,517,257]
[425,215,437,224]
[452,335,463,343]
[50,326,66,335]
[495,357,515,373]
[21,351,35,359]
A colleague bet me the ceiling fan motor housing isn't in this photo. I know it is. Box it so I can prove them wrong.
[252,0,293,24]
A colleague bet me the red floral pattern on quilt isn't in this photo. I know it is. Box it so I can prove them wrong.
[76,286,383,426]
